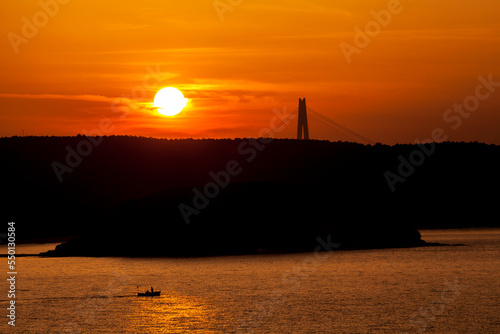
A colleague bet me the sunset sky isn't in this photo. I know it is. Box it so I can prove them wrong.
[1,0,499,144]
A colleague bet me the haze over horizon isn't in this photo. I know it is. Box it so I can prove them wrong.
[1,0,499,144]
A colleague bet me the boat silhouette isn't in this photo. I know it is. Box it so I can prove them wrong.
[138,287,161,296]
[137,290,161,296]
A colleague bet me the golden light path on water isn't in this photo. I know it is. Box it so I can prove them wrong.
[130,295,218,333]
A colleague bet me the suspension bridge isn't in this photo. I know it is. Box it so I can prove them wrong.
[265,98,375,144]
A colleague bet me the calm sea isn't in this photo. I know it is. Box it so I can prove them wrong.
[1,229,499,333]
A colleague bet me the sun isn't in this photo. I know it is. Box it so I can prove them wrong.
[154,87,188,116]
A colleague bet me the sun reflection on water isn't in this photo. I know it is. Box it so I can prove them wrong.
[129,294,219,333]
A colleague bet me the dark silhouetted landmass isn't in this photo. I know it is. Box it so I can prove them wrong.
[0,136,498,256]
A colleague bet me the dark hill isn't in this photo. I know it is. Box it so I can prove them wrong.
[1,136,498,256]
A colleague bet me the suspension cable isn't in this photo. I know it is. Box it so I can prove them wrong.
[307,108,374,144]
[264,108,298,138]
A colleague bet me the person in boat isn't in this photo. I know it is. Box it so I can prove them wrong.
[150,287,154,293]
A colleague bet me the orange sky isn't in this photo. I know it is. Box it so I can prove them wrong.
[1,0,499,144]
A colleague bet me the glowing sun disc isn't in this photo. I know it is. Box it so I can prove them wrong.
[154,87,188,116]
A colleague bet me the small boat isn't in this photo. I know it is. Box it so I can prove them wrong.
[138,290,161,297]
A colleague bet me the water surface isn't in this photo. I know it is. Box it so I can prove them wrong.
[1,229,499,333]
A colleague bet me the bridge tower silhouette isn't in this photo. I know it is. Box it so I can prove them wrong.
[297,98,309,140]
[264,98,375,144]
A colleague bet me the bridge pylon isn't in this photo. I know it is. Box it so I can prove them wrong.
[297,98,309,140]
